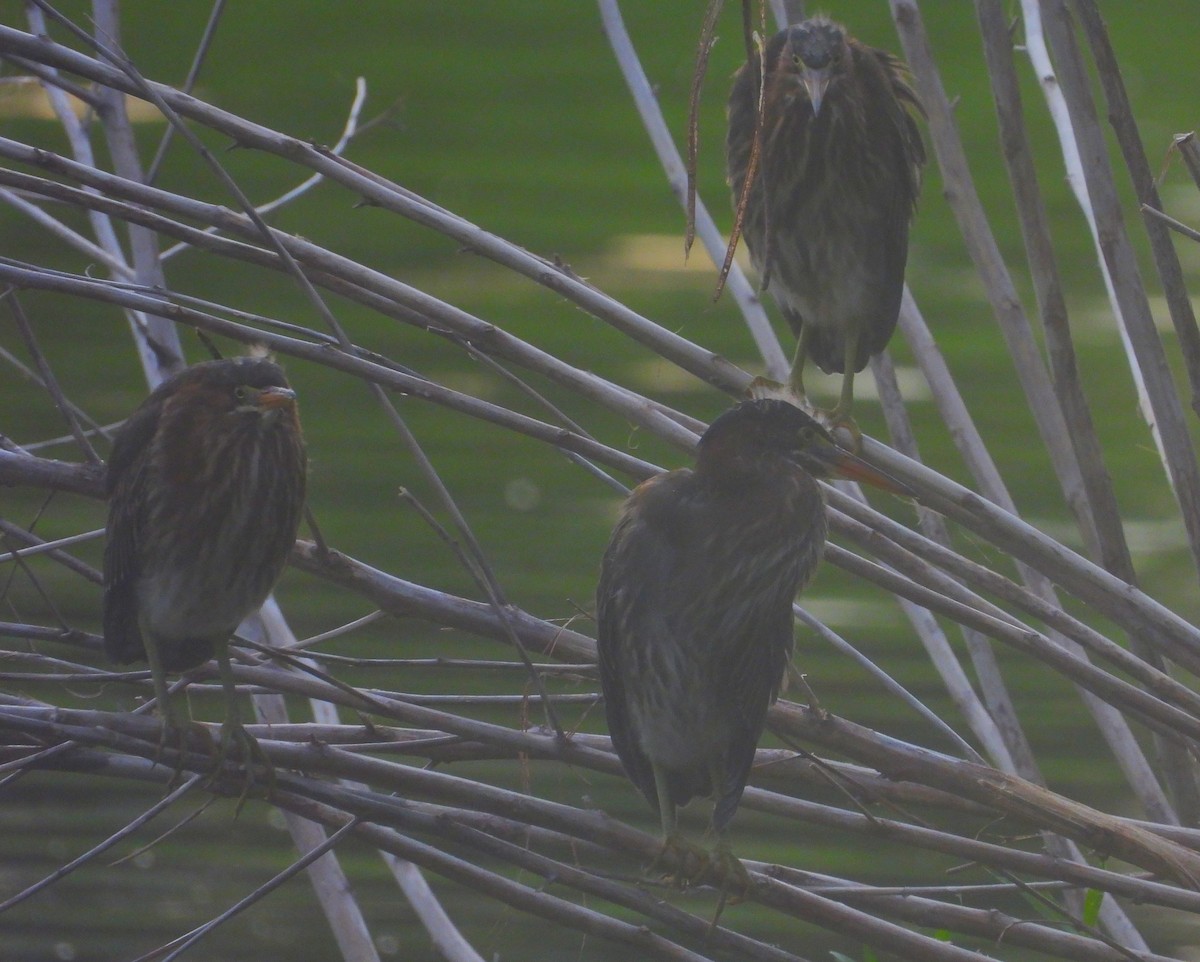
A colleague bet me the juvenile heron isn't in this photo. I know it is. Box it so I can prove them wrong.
[727,17,925,426]
[103,356,307,752]
[596,399,906,876]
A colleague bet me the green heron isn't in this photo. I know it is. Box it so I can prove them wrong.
[596,398,905,876]
[103,356,307,753]
[726,17,925,426]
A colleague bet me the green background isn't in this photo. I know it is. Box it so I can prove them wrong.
[2,1,1200,959]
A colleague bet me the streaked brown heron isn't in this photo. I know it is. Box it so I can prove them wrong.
[726,17,925,427]
[596,398,906,878]
[103,356,307,754]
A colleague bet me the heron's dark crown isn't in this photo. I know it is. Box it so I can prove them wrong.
[697,398,832,481]
[703,398,824,441]
[184,356,289,392]
[787,18,846,70]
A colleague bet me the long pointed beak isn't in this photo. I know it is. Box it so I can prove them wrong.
[255,385,297,411]
[802,66,831,116]
[805,442,914,496]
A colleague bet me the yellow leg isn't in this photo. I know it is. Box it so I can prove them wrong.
[646,765,708,885]
[140,635,207,785]
[653,763,677,839]
[787,324,812,402]
[835,368,855,425]
[830,324,861,428]
[703,833,751,934]
[213,639,274,805]
[708,834,751,897]
[142,634,184,729]
[216,639,243,737]
[703,761,751,898]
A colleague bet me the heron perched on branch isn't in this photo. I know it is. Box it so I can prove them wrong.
[727,17,925,429]
[596,398,907,882]
[103,356,307,760]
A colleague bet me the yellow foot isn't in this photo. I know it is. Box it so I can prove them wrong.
[208,722,276,811]
[746,376,814,412]
[648,833,711,889]
[152,717,214,787]
[819,407,862,453]
[747,379,861,450]
[701,842,752,903]
[702,843,752,933]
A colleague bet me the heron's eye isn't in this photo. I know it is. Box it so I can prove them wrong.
[792,54,802,67]
[233,386,250,403]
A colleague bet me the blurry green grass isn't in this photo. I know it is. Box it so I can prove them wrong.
[3,1,1200,959]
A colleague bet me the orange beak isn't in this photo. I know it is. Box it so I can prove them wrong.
[256,386,297,411]
[805,442,914,496]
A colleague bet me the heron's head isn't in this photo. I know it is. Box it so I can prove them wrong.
[697,398,907,493]
[776,17,850,117]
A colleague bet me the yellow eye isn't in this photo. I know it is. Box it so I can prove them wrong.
[234,386,250,402]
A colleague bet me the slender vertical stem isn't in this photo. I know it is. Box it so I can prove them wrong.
[1072,0,1200,418]
[597,0,789,379]
[90,0,185,382]
[974,0,1133,582]
[888,0,1104,563]
[1036,0,1200,583]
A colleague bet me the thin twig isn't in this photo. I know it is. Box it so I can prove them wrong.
[7,294,101,463]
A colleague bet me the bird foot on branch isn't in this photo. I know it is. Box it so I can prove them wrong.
[700,841,751,903]
[208,721,276,811]
[745,375,808,408]
[822,406,862,453]
[151,714,215,788]
[647,832,712,889]
[745,377,862,451]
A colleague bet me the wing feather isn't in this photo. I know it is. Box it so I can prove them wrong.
[596,474,688,812]
[101,392,163,664]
